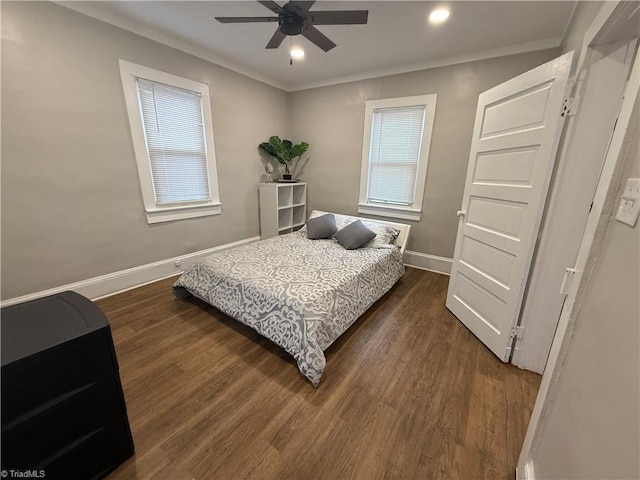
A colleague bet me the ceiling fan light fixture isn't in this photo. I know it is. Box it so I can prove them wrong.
[290,47,305,59]
[429,7,450,25]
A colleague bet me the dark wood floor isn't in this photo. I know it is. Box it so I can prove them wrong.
[99,267,540,480]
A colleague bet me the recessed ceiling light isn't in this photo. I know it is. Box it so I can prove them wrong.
[290,47,305,59]
[429,7,450,25]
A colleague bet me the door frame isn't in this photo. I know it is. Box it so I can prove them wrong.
[517,2,640,477]
[512,32,638,374]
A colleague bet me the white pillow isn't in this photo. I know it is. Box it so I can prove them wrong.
[301,211,399,249]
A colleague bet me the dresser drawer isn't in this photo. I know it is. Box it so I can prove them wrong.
[2,329,117,423]
[43,420,133,480]
[2,374,129,469]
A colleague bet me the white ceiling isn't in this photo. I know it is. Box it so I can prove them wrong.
[60,1,578,91]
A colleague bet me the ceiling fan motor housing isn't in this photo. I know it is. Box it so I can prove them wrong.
[279,13,304,35]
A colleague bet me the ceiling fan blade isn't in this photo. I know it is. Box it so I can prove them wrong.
[258,1,283,15]
[266,29,287,49]
[286,1,316,13]
[216,16,278,23]
[308,10,368,25]
[301,25,336,52]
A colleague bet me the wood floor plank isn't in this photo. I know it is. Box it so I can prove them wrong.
[464,372,509,479]
[100,268,540,480]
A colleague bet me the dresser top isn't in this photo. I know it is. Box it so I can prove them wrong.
[1,291,108,366]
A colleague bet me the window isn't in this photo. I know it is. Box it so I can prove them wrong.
[119,60,220,224]
[358,94,437,221]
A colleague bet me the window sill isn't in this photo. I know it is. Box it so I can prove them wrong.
[357,203,421,221]
[145,202,221,224]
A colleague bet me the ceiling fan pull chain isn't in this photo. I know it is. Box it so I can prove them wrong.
[289,36,293,66]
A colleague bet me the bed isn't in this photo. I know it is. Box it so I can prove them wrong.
[173,211,411,386]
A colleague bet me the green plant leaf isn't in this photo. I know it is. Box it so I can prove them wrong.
[258,135,309,166]
[290,141,309,158]
[259,142,277,157]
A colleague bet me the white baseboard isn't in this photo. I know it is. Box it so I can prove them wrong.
[403,250,452,275]
[1,236,260,307]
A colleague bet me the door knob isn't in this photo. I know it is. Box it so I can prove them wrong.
[457,210,466,218]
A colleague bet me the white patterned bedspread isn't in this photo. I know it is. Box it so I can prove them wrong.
[173,231,405,386]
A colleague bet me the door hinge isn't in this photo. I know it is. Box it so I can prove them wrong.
[561,96,580,117]
[509,325,525,342]
[560,267,577,294]
[504,325,525,360]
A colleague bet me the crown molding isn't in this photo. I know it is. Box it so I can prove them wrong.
[56,1,562,94]
[289,37,562,92]
[55,1,290,92]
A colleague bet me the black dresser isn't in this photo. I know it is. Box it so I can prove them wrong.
[1,291,134,479]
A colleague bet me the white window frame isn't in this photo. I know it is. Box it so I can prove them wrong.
[358,94,437,221]
[119,59,221,224]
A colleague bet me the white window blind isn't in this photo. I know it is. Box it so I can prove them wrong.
[367,105,426,206]
[136,78,210,206]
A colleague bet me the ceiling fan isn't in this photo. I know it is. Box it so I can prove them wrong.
[215,1,369,52]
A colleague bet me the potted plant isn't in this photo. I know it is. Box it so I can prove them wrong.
[259,136,309,181]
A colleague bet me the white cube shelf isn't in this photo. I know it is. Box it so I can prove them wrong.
[259,182,307,239]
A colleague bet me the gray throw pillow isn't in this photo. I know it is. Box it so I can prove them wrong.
[306,213,338,240]
[333,220,376,250]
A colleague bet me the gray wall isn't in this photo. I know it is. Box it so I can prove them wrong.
[532,99,639,479]
[1,1,290,299]
[290,49,560,257]
[0,1,567,299]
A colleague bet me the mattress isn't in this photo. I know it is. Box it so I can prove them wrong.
[173,231,405,386]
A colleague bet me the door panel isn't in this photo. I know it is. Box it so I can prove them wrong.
[480,82,552,138]
[473,147,538,185]
[459,236,516,287]
[453,273,505,331]
[466,196,526,237]
[446,52,573,361]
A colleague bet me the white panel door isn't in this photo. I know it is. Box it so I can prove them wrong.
[446,52,573,362]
